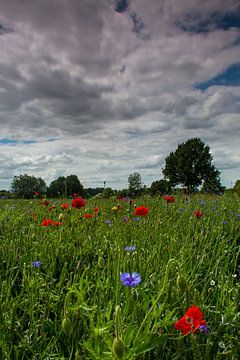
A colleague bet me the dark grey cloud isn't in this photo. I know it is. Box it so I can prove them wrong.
[115,0,130,13]
[0,23,14,35]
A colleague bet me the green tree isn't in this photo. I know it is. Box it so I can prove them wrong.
[162,138,222,193]
[201,166,225,194]
[150,179,171,195]
[128,172,143,195]
[11,174,47,198]
[233,179,240,196]
[47,175,84,198]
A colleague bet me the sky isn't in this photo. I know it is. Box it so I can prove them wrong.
[0,0,240,190]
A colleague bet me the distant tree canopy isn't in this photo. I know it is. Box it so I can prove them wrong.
[162,138,223,193]
[11,174,47,198]
[233,179,240,196]
[128,172,143,195]
[47,175,84,197]
[150,179,171,195]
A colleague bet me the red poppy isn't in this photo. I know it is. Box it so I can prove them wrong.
[117,195,122,200]
[133,206,149,216]
[41,219,53,226]
[94,207,99,213]
[163,195,175,203]
[73,193,78,198]
[174,305,206,335]
[84,213,93,219]
[41,200,49,207]
[72,197,86,209]
[34,191,39,196]
[53,221,61,226]
[61,203,69,209]
[194,210,203,218]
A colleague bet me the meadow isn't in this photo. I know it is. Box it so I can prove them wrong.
[0,194,239,359]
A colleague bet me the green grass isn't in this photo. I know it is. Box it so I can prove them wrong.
[0,194,239,359]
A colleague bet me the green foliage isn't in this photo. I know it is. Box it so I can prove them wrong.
[47,175,84,197]
[150,179,171,195]
[233,179,240,196]
[128,172,143,195]
[102,187,115,199]
[11,174,47,198]
[162,138,223,193]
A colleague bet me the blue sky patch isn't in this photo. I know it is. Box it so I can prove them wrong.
[195,64,240,90]
[0,138,37,145]
[177,12,240,33]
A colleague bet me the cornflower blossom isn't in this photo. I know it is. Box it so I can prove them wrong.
[32,261,41,268]
[124,246,136,252]
[174,305,207,335]
[120,272,141,287]
[105,219,112,226]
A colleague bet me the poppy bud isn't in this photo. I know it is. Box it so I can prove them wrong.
[62,317,72,336]
[98,256,105,268]
[177,274,188,292]
[112,337,125,359]
[58,213,64,221]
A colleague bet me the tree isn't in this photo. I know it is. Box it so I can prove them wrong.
[128,172,143,195]
[201,166,225,194]
[47,175,84,197]
[11,174,47,198]
[233,179,240,196]
[150,179,171,195]
[162,138,222,193]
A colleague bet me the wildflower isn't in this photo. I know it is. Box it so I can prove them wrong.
[133,206,149,216]
[133,217,141,222]
[199,324,209,334]
[124,245,136,252]
[84,213,93,219]
[174,305,207,335]
[72,197,86,209]
[105,219,112,226]
[41,219,53,226]
[53,221,61,226]
[163,195,175,203]
[41,199,49,207]
[32,261,41,268]
[94,207,99,213]
[123,217,130,222]
[73,193,78,198]
[61,203,69,209]
[112,206,118,211]
[34,191,39,196]
[120,272,141,287]
[117,195,122,200]
[194,210,203,218]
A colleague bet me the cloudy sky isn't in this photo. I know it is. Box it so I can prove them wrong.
[0,0,240,190]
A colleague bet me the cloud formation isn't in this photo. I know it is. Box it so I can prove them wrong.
[0,0,240,190]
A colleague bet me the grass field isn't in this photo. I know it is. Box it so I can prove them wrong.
[0,194,239,359]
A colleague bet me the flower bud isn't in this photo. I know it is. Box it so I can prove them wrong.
[177,274,188,292]
[112,337,125,359]
[62,317,72,336]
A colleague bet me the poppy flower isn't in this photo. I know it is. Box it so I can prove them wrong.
[194,210,203,218]
[72,197,86,209]
[117,195,122,200]
[34,192,39,196]
[61,203,69,209]
[73,193,78,198]
[41,219,53,226]
[41,200,49,207]
[163,195,175,203]
[53,221,61,226]
[133,206,149,216]
[94,207,99,213]
[174,305,207,335]
[84,213,93,219]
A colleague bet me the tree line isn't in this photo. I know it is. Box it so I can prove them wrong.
[3,138,238,199]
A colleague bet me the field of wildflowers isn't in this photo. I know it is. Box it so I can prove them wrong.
[0,193,239,359]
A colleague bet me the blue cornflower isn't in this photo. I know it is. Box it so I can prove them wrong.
[105,219,112,226]
[133,217,141,222]
[199,324,209,334]
[222,221,228,225]
[32,261,41,268]
[124,245,136,252]
[120,272,141,287]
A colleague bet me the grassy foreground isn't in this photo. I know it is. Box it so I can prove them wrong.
[0,194,240,359]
